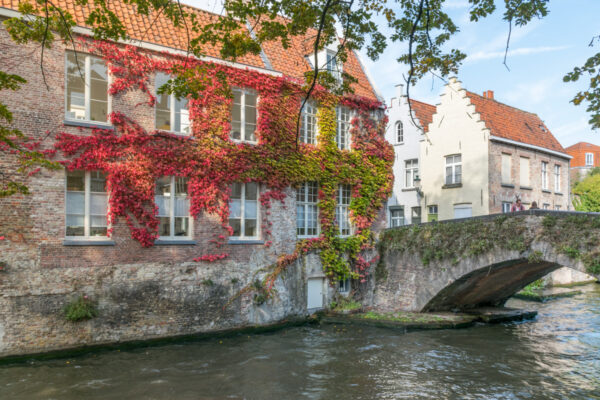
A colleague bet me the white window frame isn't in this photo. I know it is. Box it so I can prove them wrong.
[229,182,261,240]
[445,154,462,185]
[297,182,319,238]
[411,206,422,224]
[336,106,352,150]
[541,161,548,190]
[155,176,192,240]
[65,170,109,239]
[543,203,550,210]
[389,206,404,227]
[396,121,404,144]
[230,88,258,144]
[300,100,318,145]
[502,202,512,213]
[586,153,594,166]
[336,184,352,236]
[154,73,190,136]
[64,52,111,124]
[554,205,561,211]
[326,50,343,82]
[554,164,561,192]
[405,159,419,188]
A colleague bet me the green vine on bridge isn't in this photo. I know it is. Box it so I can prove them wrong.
[539,214,600,275]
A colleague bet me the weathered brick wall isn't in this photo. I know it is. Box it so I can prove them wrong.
[0,25,342,357]
[488,141,570,212]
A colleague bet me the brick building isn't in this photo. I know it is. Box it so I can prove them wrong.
[0,1,385,356]
[419,78,571,221]
[565,142,600,180]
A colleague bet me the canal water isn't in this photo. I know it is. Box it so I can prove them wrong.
[2,284,599,400]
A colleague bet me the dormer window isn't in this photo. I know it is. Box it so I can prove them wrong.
[325,50,342,82]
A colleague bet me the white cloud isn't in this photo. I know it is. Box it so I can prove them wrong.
[466,45,569,62]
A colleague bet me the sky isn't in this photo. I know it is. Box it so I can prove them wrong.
[184,0,599,148]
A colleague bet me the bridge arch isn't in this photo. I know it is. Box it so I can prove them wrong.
[372,211,600,312]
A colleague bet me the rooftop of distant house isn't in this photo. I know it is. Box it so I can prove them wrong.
[465,89,567,155]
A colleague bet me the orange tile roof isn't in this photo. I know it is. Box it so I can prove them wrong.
[565,142,600,167]
[409,99,436,132]
[0,0,378,99]
[0,0,264,67]
[465,91,566,154]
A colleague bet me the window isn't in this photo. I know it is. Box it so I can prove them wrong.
[585,153,594,166]
[554,205,561,211]
[541,161,548,190]
[229,182,259,239]
[501,154,511,184]
[502,202,512,213]
[338,278,350,293]
[445,154,462,185]
[65,53,109,123]
[389,206,404,227]
[66,170,108,237]
[428,205,438,222]
[155,73,190,135]
[520,157,530,187]
[554,165,561,192]
[297,182,319,237]
[300,100,318,145]
[411,207,422,224]
[405,159,419,188]
[543,203,550,210]
[396,121,404,144]
[326,50,342,81]
[336,106,351,150]
[336,185,352,236]
[453,204,472,219]
[231,88,257,143]
[155,177,191,238]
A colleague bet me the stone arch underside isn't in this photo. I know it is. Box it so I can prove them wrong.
[422,259,570,312]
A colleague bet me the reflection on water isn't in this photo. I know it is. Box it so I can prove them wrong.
[1,284,600,399]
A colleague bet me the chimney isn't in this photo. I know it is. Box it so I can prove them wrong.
[396,83,405,98]
[487,90,494,99]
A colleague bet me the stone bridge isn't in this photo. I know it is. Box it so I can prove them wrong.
[370,211,600,312]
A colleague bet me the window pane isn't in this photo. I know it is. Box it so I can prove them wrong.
[297,205,305,235]
[66,73,86,120]
[244,123,256,142]
[446,166,452,184]
[231,183,242,199]
[229,199,241,218]
[174,217,189,236]
[174,197,189,217]
[246,182,258,200]
[90,225,107,236]
[90,57,107,81]
[229,218,241,237]
[90,77,107,102]
[245,200,257,219]
[90,193,107,215]
[455,165,462,183]
[66,192,85,215]
[90,172,106,192]
[156,109,171,131]
[245,218,257,237]
[90,100,107,122]
[231,122,242,140]
[155,195,169,217]
[67,170,85,191]
[245,92,257,109]
[158,217,170,236]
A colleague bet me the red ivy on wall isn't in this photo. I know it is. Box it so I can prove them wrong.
[54,40,393,280]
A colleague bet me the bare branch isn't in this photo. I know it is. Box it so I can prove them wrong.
[503,18,512,71]
[405,0,426,134]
